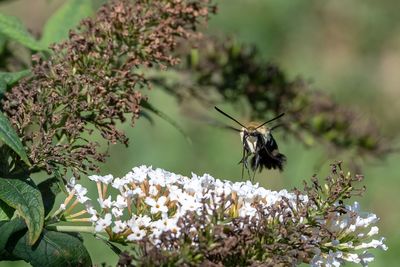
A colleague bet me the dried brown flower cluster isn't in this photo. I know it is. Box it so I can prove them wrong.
[154,38,390,159]
[1,0,214,175]
[116,162,368,267]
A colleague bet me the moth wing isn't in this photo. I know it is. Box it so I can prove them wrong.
[251,132,286,171]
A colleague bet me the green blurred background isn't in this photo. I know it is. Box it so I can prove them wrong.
[1,0,400,266]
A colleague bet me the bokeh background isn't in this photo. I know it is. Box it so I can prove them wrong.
[1,0,399,266]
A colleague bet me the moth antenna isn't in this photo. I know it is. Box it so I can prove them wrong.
[270,124,283,131]
[255,113,285,130]
[215,106,247,129]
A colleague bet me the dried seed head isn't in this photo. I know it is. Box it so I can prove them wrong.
[2,0,215,175]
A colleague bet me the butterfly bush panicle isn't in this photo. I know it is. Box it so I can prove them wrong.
[154,38,390,159]
[1,0,214,175]
[59,162,386,266]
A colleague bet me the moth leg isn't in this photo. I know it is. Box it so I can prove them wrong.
[245,160,251,181]
[239,149,252,180]
[240,147,250,180]
[241,147,245,180]
[252,153,260,182]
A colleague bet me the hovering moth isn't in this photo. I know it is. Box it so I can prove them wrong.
[215,106,286,181]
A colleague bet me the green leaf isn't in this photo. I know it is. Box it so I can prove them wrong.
[0,218,26,253]
[38,178,62,216]
[101,239,122,255]
[6,229,92,267]
[141,100,192,144]
[0,13,45,51]
[0,69,31,95]
[41,0,94,46]
[0,199,14,220]
[0,178,44,245]
[0,112,30,165]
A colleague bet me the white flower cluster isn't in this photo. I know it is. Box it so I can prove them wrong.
[311,201,388,266]
[61,165,387,266]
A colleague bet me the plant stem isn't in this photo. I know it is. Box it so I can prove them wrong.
[46,225,95,233]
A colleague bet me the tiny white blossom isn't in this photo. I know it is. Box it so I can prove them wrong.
[88,175,101,182]
[168,186,183,202]
[113,195,128,209]
[74,184,90,203]
[111,207,123,218]
[127,225,147,241]
[131,187,145,197]
[359,251,375,266]
[67,177,76,192]
[95,213,112,232]
[85,203,98,222]
[131,165,151,182]
[356,238,388,251]
[179,195,202,213]
[112,177,128,189]
[136,215,152,228]
[112,220,127,233]
[98,195,113,209]
[145,196,169,214]
[148,168,167,186]
[343,253,360,264]
[148,185,159,196]
[100,174,114,184]
[367,226,379,236]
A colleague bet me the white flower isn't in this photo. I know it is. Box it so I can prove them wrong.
[145,196,169,214]
[88,175,101,182]
[73,184,90,203]
[113,195,127,209]
[101,174,114,184]
[367,226,379,236]
[135,215,152,228]
[84,203,98,222]
[112,177,128,190]
[67,177,76,192]
[354,213,378,228]
[95,213,112,232]
[311,250,343,267]
[153,217,177,230]
[112,220,127,233]
[130,165,151,182]
[111,207,123,218]
[325,251,343,267]
[343,253,360,264]
[131,187,145,197]
[238,202,257,218]
[356,238,388,251]
[359,251,375,266]
[164,171,181,185]
[183,178,202,194]
[89,174,113,184]
[148,185,159,196]
[148,168,167,186]
[168,186,183,202]
[98,195,113,209]
[127,225,147,241]
[85,203,97,215]
[150,227,163,241]
[179,195,202,213]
